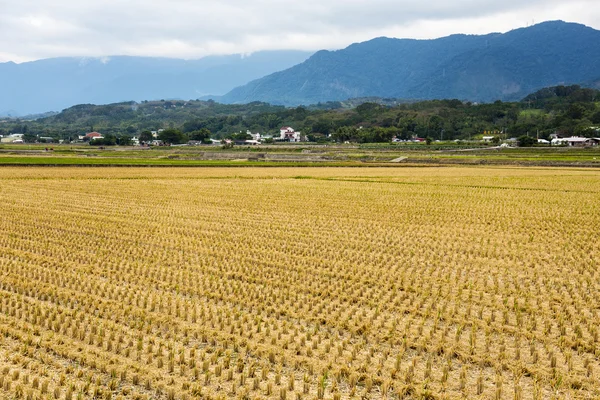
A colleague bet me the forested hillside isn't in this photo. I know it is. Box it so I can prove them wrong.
[220,21,600,105]
[2,85,599,143]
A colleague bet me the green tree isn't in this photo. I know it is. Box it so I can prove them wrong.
[306,132,329,143]
[311,120,333,135]
[22,133,37,143]
[356,102,383,119]
[517,135,536,147]
[263,114,282,129]
[228,132,252,141]
[90,135,117,146]
[158,129,188,144]
[117,135,133,146]
[139,131,153,143]
[332,126,358,142]
[190,128,211,141]
[566,103,586,120]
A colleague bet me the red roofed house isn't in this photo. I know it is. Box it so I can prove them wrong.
[85,132,104,141]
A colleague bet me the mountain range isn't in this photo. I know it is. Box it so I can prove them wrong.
[219,21,600,105]
[0,51,312,116]
[2,21,600,116]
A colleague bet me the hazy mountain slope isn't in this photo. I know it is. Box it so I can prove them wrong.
[0,51,312,115]
[220,21,600,105]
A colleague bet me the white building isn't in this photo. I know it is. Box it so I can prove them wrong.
[151,129,165,138]
[84,132,104,141]
[1,134,25,143]
[551,137,599,146]
[279,127,302,142]
[246,130,262,142]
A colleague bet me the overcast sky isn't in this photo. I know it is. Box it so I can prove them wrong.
[1,0,599,63]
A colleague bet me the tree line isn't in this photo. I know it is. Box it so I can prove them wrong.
[1,85,598,144]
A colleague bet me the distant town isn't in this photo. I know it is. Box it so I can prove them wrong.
[2,127,599,148]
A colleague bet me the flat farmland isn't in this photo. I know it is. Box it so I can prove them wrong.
[0,167,599,399]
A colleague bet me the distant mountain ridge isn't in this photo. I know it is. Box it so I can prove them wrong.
[220,21,600,105]
[0,51,313,115]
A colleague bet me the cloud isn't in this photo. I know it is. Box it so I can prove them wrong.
[0,0,599,62]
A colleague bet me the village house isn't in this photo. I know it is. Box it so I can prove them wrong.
[246,130,263,142]
[0,134,24,143]
[151,129,165,138]
[80,132,104,141]
[279,127,303,142]
[551,137,600,146]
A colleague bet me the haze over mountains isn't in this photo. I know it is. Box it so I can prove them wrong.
[2,21,600,116]
[220,21,600,105]
[0,51,312,116]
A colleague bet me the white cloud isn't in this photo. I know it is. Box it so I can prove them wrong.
[0,0,598,62]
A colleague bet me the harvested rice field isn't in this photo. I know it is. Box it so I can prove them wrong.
[0,166,599,399]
